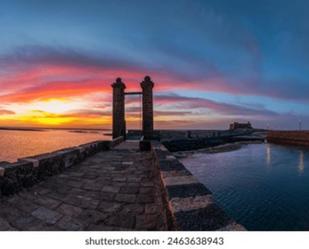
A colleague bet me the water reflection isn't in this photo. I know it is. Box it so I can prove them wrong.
[0,129,110,162]
[298,151,305,175]
[266,143,271,166]
[181,143,309,230]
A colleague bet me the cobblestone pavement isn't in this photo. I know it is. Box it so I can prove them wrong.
[0,141,167,231]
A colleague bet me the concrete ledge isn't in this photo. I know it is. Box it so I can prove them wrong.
[0,140,112,197]
[163,175,199,186]
[153,142,246,231]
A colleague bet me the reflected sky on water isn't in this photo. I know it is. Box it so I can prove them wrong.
[181,143,309,230]
[0,129,111,163]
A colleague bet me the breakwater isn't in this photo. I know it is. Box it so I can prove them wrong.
[162,136,264,152]
[153,142,245,230]
[0,138,244,231]
[128,129,266,152]
[267,131,309,147]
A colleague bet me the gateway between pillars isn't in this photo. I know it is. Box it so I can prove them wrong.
[112,76,154,140]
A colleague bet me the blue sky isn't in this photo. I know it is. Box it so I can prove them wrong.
[0,0,308,129]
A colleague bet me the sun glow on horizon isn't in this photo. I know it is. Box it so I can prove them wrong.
[24,99,85,114]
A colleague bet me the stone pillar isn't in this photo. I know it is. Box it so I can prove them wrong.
[140,76,154,139]
[112,78,126,139]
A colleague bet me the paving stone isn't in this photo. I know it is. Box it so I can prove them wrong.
[0,142,169,231]
[98,202,122,213]
[115,194,136,203]
[135,214,159,230]
[119,204,144,214]
[63,195,82,206]
[13,216,39,229]
[37,188,51,195]
[145,204,160,214]
[119,186,139,194]
[127,182,140,187]
[100,192,115,201]
[105,214,135,229]
[57,203,82,217]
[79,197,100,209]
[113,182,127,187]
[140,187,153,194]
[56,216,83,231]
[45,191,67,201]
[65,180,83,188]
[86,224,127,231]
[141,181,154,187]
[122,161,133,165]
[25,223,59,231]
[113,177,127,182]
[102,185,120,193]
[32,207,63,224]
[76,210,108,225]
[82,183,102,191]
[7,196,39,213]
[33,196,62,209]
[0,217,16,231]
[127,177,142,183]
[136,194,155,204]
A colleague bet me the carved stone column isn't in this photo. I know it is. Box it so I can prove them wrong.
[112,78,126,139]
[140,76,154,139]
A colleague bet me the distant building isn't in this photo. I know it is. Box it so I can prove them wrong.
[229,122,253,130]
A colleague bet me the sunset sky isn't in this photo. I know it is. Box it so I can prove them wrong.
[0,0,308,130]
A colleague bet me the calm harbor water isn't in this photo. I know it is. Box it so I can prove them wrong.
[181,143,309,231]
[0,129,111,163]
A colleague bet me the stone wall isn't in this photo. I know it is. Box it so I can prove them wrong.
[161,138,225,152]
[152,142,246,231]
[127,129,227,140]
[0,137,123,197]
[267,131,309,147]
[161,136,264,152]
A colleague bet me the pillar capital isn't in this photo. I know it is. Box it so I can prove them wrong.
[112,77,126,89]
[140,76,154,89]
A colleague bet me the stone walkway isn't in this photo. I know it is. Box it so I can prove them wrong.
[0,141,167,231]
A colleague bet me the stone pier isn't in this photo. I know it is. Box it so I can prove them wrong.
[0,139,244,231]
[0,141,167,231]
